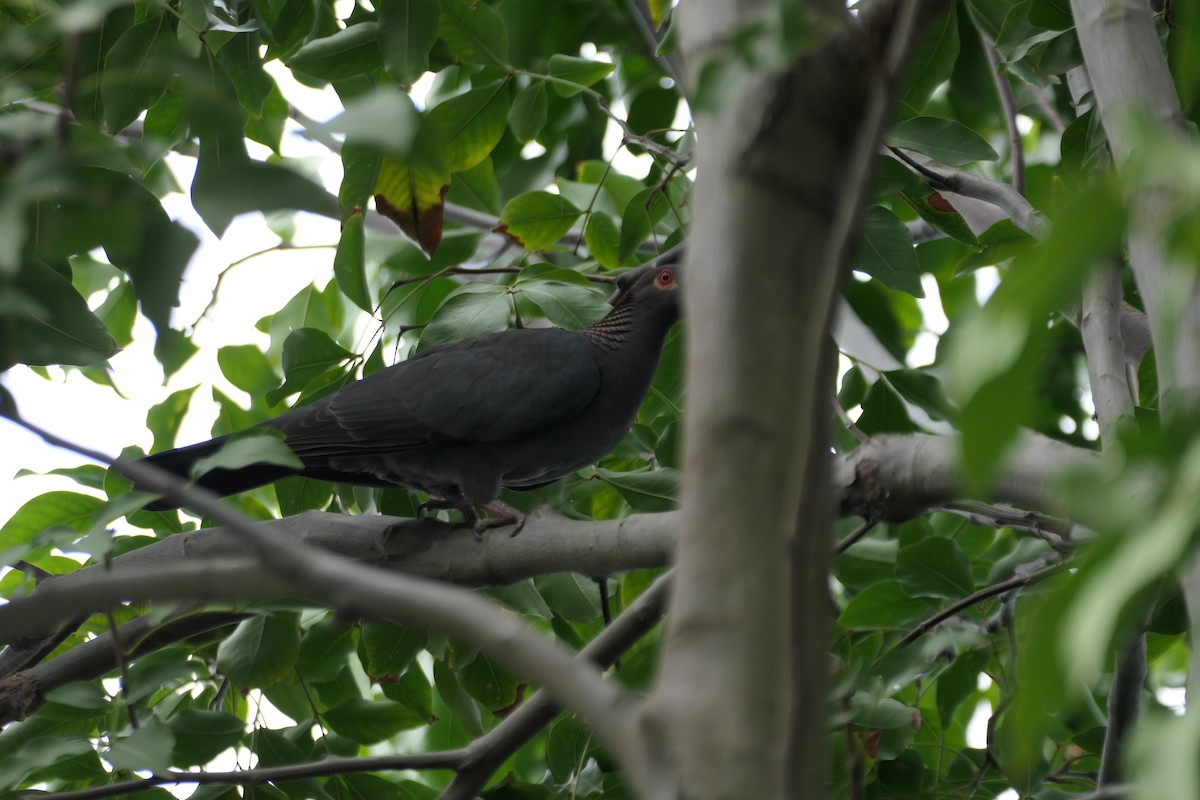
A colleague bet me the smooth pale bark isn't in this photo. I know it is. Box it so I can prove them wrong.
[643,2,945,797]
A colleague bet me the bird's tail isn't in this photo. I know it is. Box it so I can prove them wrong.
[139,436,301,510]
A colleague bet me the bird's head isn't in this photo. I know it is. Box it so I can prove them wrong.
[609,260,683,328]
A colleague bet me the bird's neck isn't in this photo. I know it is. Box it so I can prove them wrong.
[580,299,637,351]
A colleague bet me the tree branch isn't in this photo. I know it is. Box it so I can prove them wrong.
[3,415,652,796]
[25,575,673,800]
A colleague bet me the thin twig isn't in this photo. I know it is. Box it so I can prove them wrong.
[835,519,879,556]
[103,609,138,729]
[896,560,1065,648]
[982,39,1025,195]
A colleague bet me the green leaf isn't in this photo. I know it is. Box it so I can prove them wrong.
[0,736,94,792]
[438,0,509,66]
[106,717,175,775]
[594,467,679,513]
[936,649,988,726]
[0,492,103,552]
[856,206,923,297]
[168,710,245,768]
[548,54,614,96]
[884,369,956,422]
[102,16,176,133]
[494,191,582,250]
[378,0,440,85]
[897,4,959,117]
[547,717,601,781]
[838,581,938,630]
[619,187,671,259]
[266,327,354,405]
[218,345,280,396]
[288,22,384,81]
[324,698,426,744]
[380,664,434,721]
[429,82,510,173]
[420,283,511,349]
[334,211,371,312]
[362,623,426,678]
[2,259,117,369]
[297,617,357,683]
[897,538,974,599]
[509,82,548,143]
[217,612,301,688]
[146,385,198,453]
[458,653,522,713]
[886,116,999,167]
[535,573,601,623]
[585,212,621,269]
[898,188,980,246]
[191,431,303,479]
[518,280,609,330]
[432,659,484,737]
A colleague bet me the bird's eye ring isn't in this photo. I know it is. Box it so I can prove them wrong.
[655,268,674,287]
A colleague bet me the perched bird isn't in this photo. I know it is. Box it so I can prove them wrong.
[141,263,682,533]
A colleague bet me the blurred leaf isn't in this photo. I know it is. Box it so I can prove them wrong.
[218,345,280,396]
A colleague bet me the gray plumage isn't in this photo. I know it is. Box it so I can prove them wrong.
[142,263,682,530]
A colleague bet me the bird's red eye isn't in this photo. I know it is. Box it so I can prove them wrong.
[655,269,674,287]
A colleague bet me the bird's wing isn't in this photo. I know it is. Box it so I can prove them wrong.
[278,329,601,455]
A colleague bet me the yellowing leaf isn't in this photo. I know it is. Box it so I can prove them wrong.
[374,157,451,256]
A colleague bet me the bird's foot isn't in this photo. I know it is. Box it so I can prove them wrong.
[473,500,527,538]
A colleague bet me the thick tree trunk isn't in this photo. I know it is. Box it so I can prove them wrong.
[642,2,944,797]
